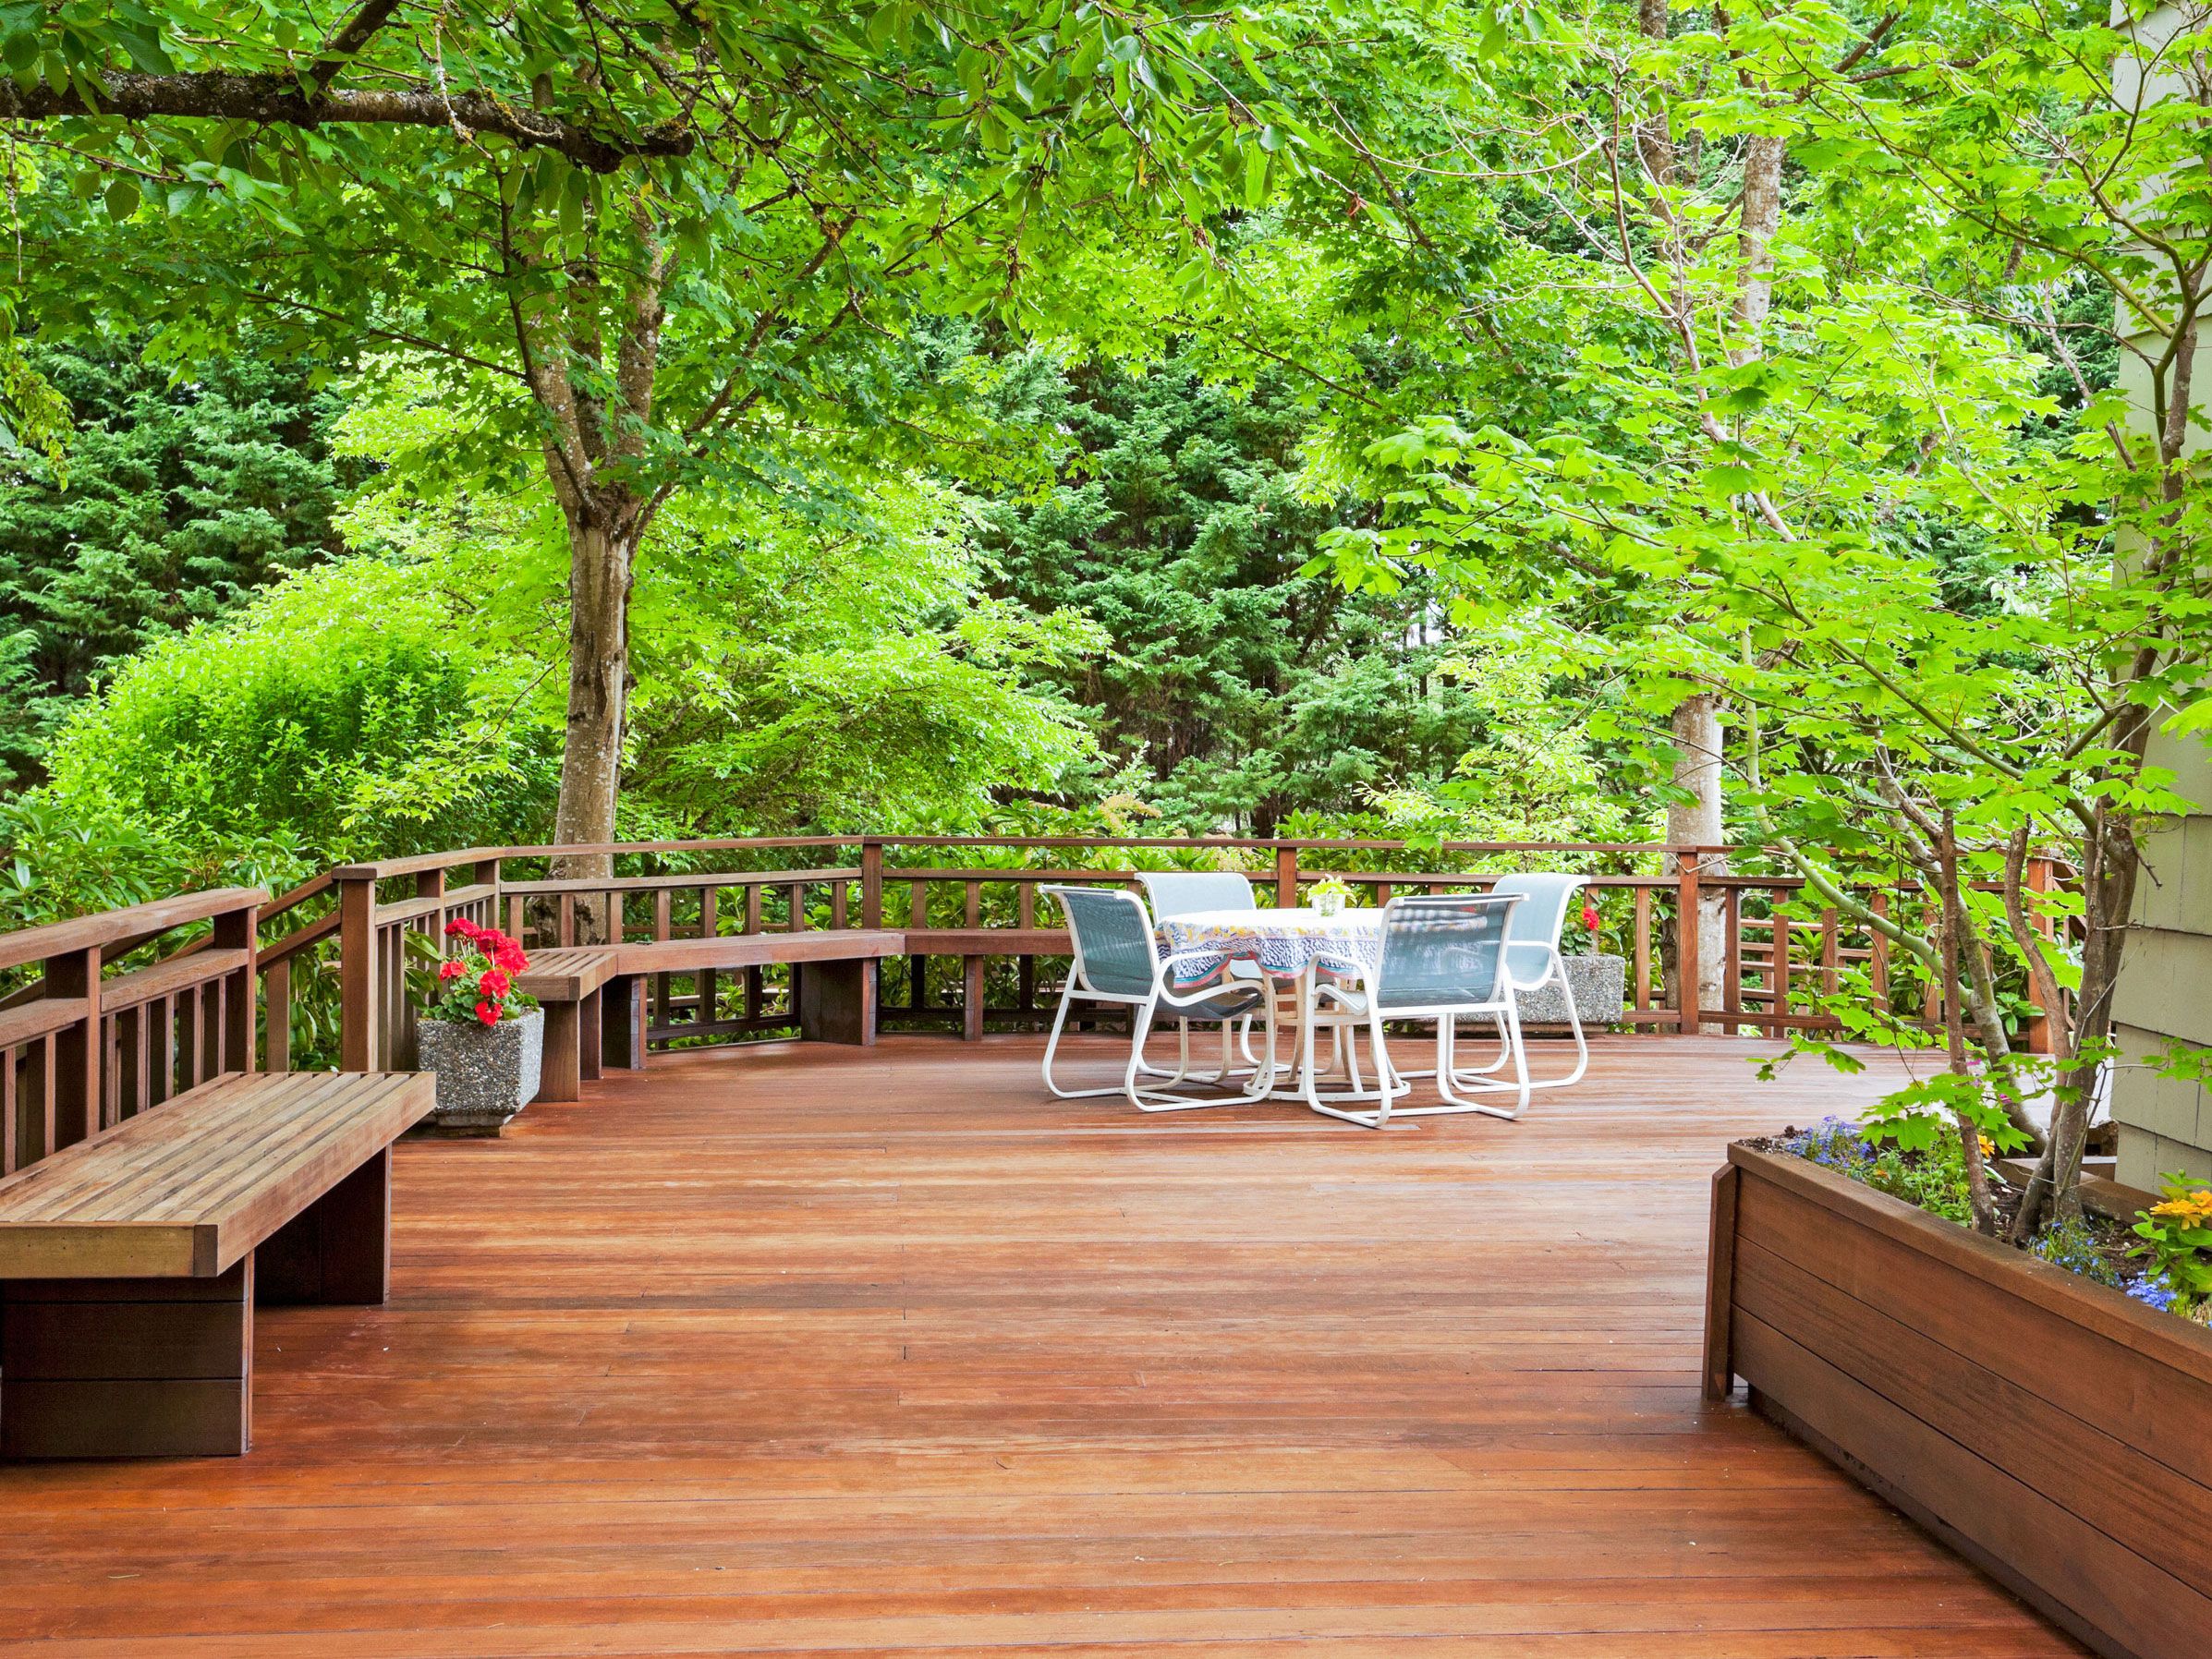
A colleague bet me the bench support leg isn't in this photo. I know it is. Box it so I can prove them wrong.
[963,956,986,1043]
[1,1259,252,1459]
[578,987,603,1082]
[258,1148,391,1307]
[536,999,583,1104]
[602,976,647,1070]
[797,958,876,1046]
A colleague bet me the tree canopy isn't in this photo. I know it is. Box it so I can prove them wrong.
[2,0,2208,1229]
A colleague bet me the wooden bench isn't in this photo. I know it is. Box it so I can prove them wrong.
[513,947,623,1104]
[602,929,907,1062]
[0,1070,432,1458]
[902,928,1071,1040]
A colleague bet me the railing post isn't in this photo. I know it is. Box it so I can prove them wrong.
[1675,851,1703,1035]
[338,874,380,1072]
[1274,844,1299,909]
[861,839,883,929]
[264,957,291,1073]
[213,898,257,1076]
[44,944,100,1149]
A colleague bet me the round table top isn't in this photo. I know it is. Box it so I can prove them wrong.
[1156,906,1383,987]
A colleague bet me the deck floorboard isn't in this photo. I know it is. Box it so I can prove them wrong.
[0,1034,2083,1655]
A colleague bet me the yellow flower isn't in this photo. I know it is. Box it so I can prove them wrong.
[1977,1133,1996,1160]
[2150,1192,2212,1228]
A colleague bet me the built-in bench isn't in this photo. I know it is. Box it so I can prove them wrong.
[0,1071,432,1458]
[510,925,1072,1073]
[513,946,624,1103]
[602,929,906,1062]
[902,929,1071,1040]
[0,890,433,1459]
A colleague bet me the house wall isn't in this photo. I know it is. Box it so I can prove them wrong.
[2115,732,2212,1187]
[2109,1,2212,1190]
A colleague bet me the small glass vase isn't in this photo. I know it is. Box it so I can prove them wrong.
[1313,891,1345,919]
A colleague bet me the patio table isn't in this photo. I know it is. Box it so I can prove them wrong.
[1155,906,1389,1111]
[1156,905,1383,989]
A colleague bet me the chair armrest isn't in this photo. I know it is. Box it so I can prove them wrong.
[1503,941,1563,991]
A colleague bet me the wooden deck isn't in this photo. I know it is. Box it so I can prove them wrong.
[0,1034,2081,1656]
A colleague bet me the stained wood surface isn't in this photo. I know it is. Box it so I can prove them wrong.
[903,926,1074,955]
[0,887,266,974]
[0,1035,2080,1654]
[0,1072,432,1278]
[610,928,905,974]
[513,948,622,1002]
[1722,1145,2212,1659]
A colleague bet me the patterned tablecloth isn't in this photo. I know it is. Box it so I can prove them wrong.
[1156,907,1384,989]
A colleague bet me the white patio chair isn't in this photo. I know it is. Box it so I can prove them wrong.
[1303,891,1527,1129]
[1452,873,1592,1093]
[1136,870,1270,1071]
[1039,885,1280,1112]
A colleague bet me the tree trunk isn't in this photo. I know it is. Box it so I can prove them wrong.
[1669,692,1729,1029]
[551,508,640,944]
[1732,135,1786,359]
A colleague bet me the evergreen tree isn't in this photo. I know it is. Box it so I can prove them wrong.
[0,338,345,781]
[986,353,1473,834]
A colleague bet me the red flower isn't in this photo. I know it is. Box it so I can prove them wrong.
[1581,902,1601,932]
[445,918,482,941]
[493,941,528,973]
[479,968,510,998]
[473,999,499,1027]
[437,958,467,982]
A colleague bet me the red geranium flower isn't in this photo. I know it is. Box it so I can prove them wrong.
[474,998,499,1026]
[445,918,482,940]
[479,968,510,998]
[1581,902,1601,933]
[437,958,467,982]
[493,942,528,973]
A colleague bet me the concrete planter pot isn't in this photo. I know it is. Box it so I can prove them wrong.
[1514,952,1626,1026]
[415,1008,543,1136]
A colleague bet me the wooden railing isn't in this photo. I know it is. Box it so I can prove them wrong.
[311,837,2063,1062]
[0,839,2063,1131]
[0,888,263,1175]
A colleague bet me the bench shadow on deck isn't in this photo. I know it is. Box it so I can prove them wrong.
[0,1034,2083,1657]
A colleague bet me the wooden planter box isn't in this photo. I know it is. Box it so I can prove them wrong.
[1705,1143,2212,1659]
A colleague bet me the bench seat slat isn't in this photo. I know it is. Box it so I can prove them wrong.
[514,948,622,1001]
[610,929,905,975]
[0,1072,432,1278]
[89,1072,383,1226]
[902,929,1071,955]
[2,1073,359,1222]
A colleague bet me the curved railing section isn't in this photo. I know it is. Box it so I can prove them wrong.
[0,836,2067,1135]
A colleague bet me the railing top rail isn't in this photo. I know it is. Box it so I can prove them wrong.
[500,866,865,896]
[329,835,1745,880]
[0,886,268,975]
[327,839,857,880]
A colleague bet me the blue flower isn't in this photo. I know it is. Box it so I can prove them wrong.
[2127,1278,2180,1314]
[1783,1116,1867,1169]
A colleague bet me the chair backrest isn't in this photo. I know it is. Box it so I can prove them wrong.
[1044,885,1161,998]
[1487,873,1586,948]
[1136,870,1259,919]
[1372,892,1522,1011]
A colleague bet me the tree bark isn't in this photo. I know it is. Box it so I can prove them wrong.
[1634,0,1675,190]
[506,206,671,944]
[1669,692,1729,1028]
[0,74,692,173]
[550,510,639,943]
[1732,135,1787,359]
